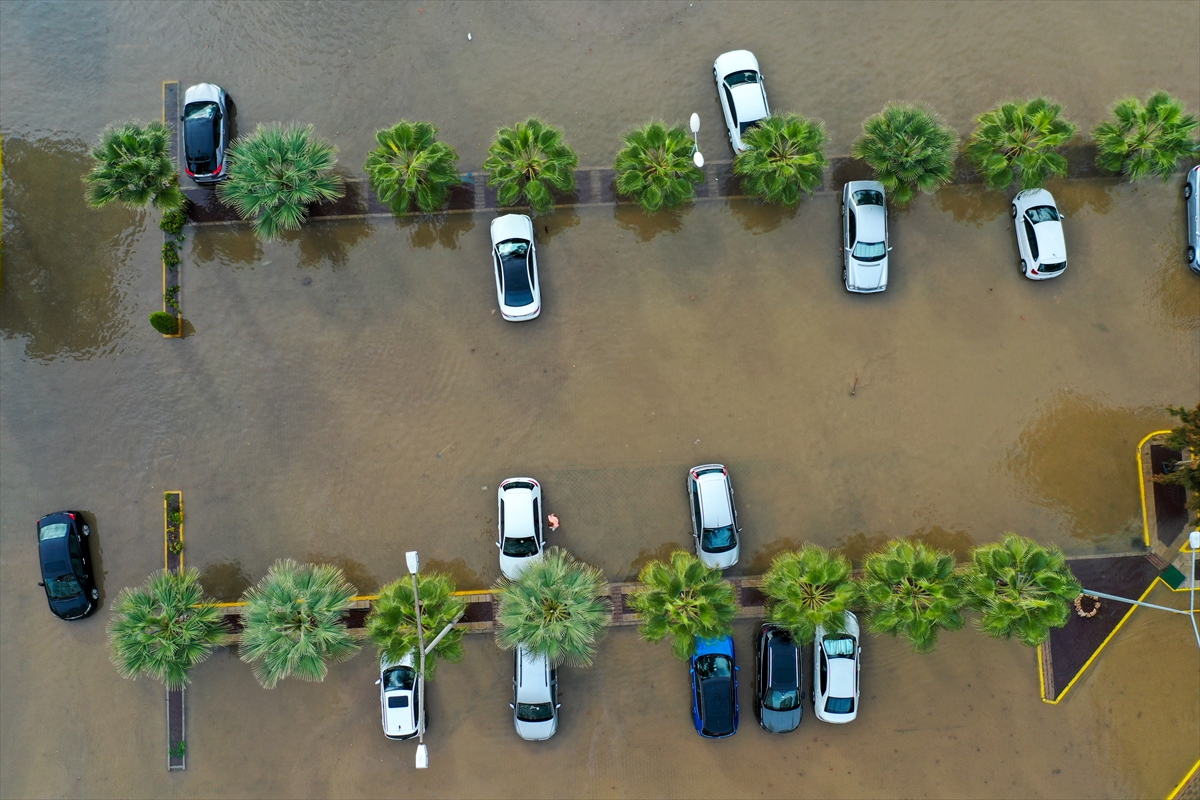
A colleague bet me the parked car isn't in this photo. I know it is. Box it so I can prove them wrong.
[842,181,891,293]
[490,214,541,321]
[496,478,544,579]
[377,652,423,740]
[687,464,740,569]
[181,83,230,185]
[754,623,802,733]
[1012,189,1067,280]
[511,644,559,741]
[691,635,738,738]
[813,611,861,723]
[36,512,98,620]
[713,50,770,153]
[1185,165,1200,273]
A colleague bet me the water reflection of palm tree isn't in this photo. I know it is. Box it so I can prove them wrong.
[629,550,736,660]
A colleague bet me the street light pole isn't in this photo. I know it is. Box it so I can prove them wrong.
[689,113,704,168]
[405,551,429,769]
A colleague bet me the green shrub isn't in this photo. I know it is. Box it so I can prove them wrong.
[165,284,180,311]
[160,208,187,238]
[162,240,180,268]
[149,311,179,335]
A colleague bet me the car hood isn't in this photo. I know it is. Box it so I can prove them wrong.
[847,258,888,291]
[515,716,557,741]
[491,214,533,245]
[715,50,759,75]
[183,83,222,105]
[499,550,541,579]
[699,545,738,570]
[1034,222,1066,263]
[759,705,802,733]
[50,593,92,620]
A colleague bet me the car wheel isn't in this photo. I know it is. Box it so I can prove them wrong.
[1189,246,1197,263]
[1020,259,1027,274]
[91,588,99,600]
[1011,205,1017,218]
[82,524,90,537]
[1185,183,1193,199]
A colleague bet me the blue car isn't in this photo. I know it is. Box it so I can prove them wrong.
[690,635,738,738]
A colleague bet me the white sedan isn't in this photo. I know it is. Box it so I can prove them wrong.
[842,181,890,293]
[813,611,860,723]
[496,478,544,579]
[490,214,541,321]
[1012,189,1067,280]
[714,50,770,153]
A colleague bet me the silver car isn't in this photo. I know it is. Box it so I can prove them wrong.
[842,181,890,293]
[490,214,541,321]
[1185,165,1199,273]
[687,464,740,570]
[511,645,559,741]
[181,83,229,185]
[1012,189,1067,280]
[714,50,770,153]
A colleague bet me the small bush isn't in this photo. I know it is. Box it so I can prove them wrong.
[160,208,187,238]
[149,311,179,335]
[162,240,180,268]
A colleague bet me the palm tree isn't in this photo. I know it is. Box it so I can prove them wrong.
[107,569,229,689]
[83,121,184,211]
[364,571,466,679]
[762,545,858,644]
[481,118,578,214]
[963,98,1076,190]
[217,123,345,240]
[1093,92,1199,182]
[613,121,704,214]
[628,550,736,661]
[851,104,959,206]
[238,559,360,689]
[964,534,1081,647]
[364,120,462,215]
[732,113,827,206]
[495,547,611,667]
[861,540,964,654]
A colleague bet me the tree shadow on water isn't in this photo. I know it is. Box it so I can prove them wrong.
[933,184,1009,227]
[199,560,253,602]
[396,213,476,250]
[305,552,378,594]
[727,197,798,235]
[190,223,264,268]
[834,525,976,567]
[282,218,375,271]
[532,206,581,244]
[1045,178,1114,217]
[614,203,687,242]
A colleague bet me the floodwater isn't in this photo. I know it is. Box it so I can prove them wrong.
[2,1,1198,798]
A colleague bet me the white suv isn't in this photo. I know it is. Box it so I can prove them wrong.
[687,464,741,570]
[496,478,545,579]
[1012,189,1067,280]
[377,652,423,740]
[511,645,559,741]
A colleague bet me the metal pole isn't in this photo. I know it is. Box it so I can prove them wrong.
[424,611,465,657]
[407,550,429,769]
[1081,588,1192,615]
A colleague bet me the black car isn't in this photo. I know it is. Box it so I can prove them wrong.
[182,83,230,184]
[37,512,98,620]
[754,623,802,733]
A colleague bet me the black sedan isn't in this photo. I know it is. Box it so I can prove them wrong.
[754,623,802,733]
[37,512,98,620]
[182,82,230,184]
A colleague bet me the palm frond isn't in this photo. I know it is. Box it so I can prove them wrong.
[964,98,1077,190]
[613,120,704,214]
[1093,92,1199,182]
[364,572,465,679]
[83,120,184,211]
[628,551,736,661]
[964,534,1080,647]
[851,104,958,206]
[364,120,462,215]
[762,545,858,644]
[481,118,578,214]
[861,540,964,654]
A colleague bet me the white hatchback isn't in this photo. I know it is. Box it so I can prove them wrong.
[687,464,740,570]
[1012,189,1067,280]
[490,214,541,321]
[377,652,423,740]
[714,50,770,153]
[496,478,544,579]
[1185,165,1199,273]
[842,181,891,293]
[813,611,861,723]
[511,644,559,741]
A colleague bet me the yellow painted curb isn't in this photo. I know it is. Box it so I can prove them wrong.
[209,588,493,609]
[1138,430,1175,547]
[1037,644,1048,702]
[1167,758,1200,800]
[1041,579,1158,704]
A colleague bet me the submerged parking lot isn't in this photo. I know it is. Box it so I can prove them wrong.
[2,1,1199,797]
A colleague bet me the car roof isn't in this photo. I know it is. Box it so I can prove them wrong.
[700,677,734,734]
[491,214,533,245]
[502,487,536,537]
[827,658,856,697]
[854,203,886,241]
[768,636,798,685]
[517,647,552,702]
[1033,221,1067,261]
[697,475,732,527]
[730,83,767,122]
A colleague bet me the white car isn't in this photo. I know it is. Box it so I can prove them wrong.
[511,645,559,741]
[1012,189,1067,280]
[377,652,423,740]
[813,612,860,723]
[714,50,770,153]
[1185,165,1199,273]
[842,181,891,293]
[490,214,541,321]
[497,478,544,579]
[687,464,740,570]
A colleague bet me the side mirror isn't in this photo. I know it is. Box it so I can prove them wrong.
[734,666,740,671]
[495,542,501,548]
[37,581,45,587]
[887,246,893,251]
[555,703,562,709]
[374,679,381,685]
[509,703,515,709]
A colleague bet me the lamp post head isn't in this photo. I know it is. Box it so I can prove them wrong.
[1190,530,1200,550]
[406,551,420,576]
[415,743,429,769]
[693,151,704,168]
[690,113,700,134]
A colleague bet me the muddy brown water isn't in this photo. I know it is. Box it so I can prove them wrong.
[2,1,1199,797]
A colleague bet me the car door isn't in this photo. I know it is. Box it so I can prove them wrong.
[690,482,702,544]
[846,207,857,265]
[497,492,505,549]
[532,497,543,551]
[67,531,87,583]
[1024,217,1040,262]
[527,240,538,297]
[722,83,738,142]
[493,249,505,300]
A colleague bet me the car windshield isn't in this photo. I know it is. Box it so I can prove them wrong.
[383,666,416,692]
[853,190,884,206]
[1026,205,1060,223]
[39,523,69,541]
[186,102,217,122]
[45,574,82,600]
[765,686,800,712]
[724,70,759,86]
[696,653,732,680]
[822,636,856,657]
[502,536,539,557]
[701,525,737,553]
[496,240,533,306]
[824,696,855,714]
[516,702,555,722]
[852,241,887,262]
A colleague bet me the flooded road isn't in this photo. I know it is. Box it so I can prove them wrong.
[2,1,1198,797]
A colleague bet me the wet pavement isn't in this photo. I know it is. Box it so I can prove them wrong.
[2,1,1199,797]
